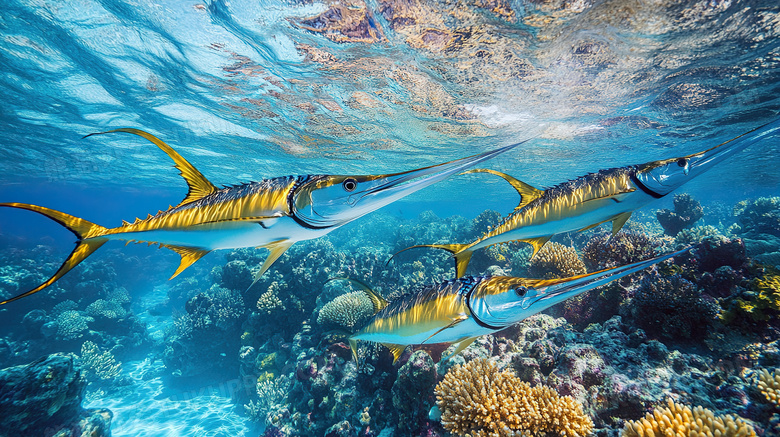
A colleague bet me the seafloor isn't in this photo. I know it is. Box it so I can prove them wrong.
[1,193,780,436]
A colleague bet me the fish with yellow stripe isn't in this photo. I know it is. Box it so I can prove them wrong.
[395,119,780,277]
[341,248,689,364]
[0,128,526,305]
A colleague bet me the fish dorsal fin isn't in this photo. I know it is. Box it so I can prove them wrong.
[382,343,407,364]
[162,245,211,279]
[247,240,293,290]
[612,212,632,235]
[85,128,218,206]
[441,337,476,362]
[521,236,552,258]
[390,243,473,278]
[462,169,544,209]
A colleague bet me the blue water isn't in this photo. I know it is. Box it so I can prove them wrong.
[2,0,780,435]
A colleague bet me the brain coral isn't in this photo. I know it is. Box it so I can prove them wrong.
[435,358,593,437]
[758,368,780,407]
[528,242,587,279]
[621,398,756,437]
[317,291,374,331]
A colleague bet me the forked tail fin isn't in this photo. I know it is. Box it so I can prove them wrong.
[0,203,109,304]
[389,243,473,278]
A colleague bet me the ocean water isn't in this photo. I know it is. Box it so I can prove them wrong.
[1,0,780,436]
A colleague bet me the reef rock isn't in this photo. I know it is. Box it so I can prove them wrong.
[656,193,704,236]
[0,353,112,437]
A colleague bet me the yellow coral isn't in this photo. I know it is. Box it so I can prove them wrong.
[621,399,756,437]
[435,358,593,437]
[758,368,780,407]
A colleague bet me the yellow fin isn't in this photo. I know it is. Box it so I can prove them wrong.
[522,236,552,258]
[382,343,408,364]
[163,245,211,279]
[349,338,359,362]
[462,169,544,209]
[441,337,476,362]
[612,212,632,235]
[85,128,218,206]
[248,241,293,290]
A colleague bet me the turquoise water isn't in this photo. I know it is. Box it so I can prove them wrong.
[1,0,780,436]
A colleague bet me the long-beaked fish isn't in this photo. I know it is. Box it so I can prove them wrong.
[396,119,780,277]
[0,128,527,305]
[343,248,688,363]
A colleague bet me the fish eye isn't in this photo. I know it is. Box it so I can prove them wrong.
[676,158,688,167]
[342,178,357,192]
[514,286,528,297]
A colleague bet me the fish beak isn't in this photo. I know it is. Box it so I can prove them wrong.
[294,139,529,228]
[635,118,780,196]
[683,118,780,180]
[523,248,691,311]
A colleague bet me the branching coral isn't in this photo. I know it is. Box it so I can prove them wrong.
[54,310,93,340]
[758,368,780,407]
[317,291,374,331]
[621,399,756,437]
[528,242,587,279]
[80,341,121,383]
[435,358,593,437]
[246,375,291,422]
[86,299,126,320]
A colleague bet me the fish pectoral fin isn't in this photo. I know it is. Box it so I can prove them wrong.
[462,169,544,209]
[163,245,211,279]
[247,241,294,290]
[349,338,359,362]
[441,337,477,363]
[522,236,552,258]
[580,188,636,205]
[421,314,469,345]
[382,343,408,364]
[85,128,218,206]
[611,212,632,235]
[578,219,611,233]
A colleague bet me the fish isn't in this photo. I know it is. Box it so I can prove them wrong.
[0,128,527,305]
[394,119,780,277]
[343,248,689,364]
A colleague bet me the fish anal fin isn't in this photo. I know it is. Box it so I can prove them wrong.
[522,236,552,258]
[163,245,211,279]
[612,212,632,235]
[441,337,476,362]
[85,128,218,206]
[248,241,293,290]
[462,169,544,209]
[382,343,408,364]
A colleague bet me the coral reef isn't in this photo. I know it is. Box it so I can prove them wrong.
[758,368,780,408]
[0,353,112,437]
[528,242,587,279]
[435,357,593,437]
[392,350,438,434]
[317,290,374,331]
[733,196,780,237]
[656,193,704,236]
[622,273,719,340]
[582,231,660,272]
[621,399,756,437]
[79,341,121,384]
[721,266,780,324]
